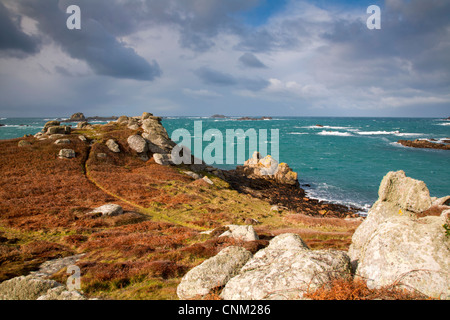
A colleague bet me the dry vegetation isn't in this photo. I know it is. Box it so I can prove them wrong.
[0,124,423,300]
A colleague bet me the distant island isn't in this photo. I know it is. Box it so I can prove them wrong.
[235,116,273,121]
[60,112,118,123]
[211,114,228,119]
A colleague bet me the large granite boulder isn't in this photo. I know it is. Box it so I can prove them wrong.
[349,170,433,263]
[58,149,76,159]
[42,120,60,133]
[89,204,124,217]
[127,135,148,154]
[219,225,259,242]
[220,233,352,300]
[177,246,252,300]
[353,211,449,299]
[0,275,62,300]
[378,170,432,213]
[349,171,449,299]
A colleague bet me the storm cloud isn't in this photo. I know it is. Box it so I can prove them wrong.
[0,0,448,117]
[0,2,40,57]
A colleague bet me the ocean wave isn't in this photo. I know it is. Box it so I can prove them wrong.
[394,132,423,137]
[287,132,308,135]
[436,122,450,126]
[317,130,353,137]
[356,130,398,135]
[302,125,357,130]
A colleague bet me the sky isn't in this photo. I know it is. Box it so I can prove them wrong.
[0,0,449,118]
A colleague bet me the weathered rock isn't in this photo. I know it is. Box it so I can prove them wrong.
[353,212,450,299]
[221,233,352,300]
[237,152,298,186]
[89,204,123,217]
[69,113,86,121]
[54,139,71,145]
[219,225,259,242]
[47,126,71,135]
[433,196,450,207]
[78,135,87,142]
[153,153,172,165]
[141,118,175,152]
[117,115,129,124]
[106,139,120,153]
[177,246,253,300]
[77,121,89,129]
[30,254,86,278]
[182,171,201,180]
[202,176,214,185]
[0,275,62,300]
[378,170,432,213]
[58,149,76,159]
[349,171,433,263]
[37,287,86,300]
[42,120,60,133]
[127,135,148,154]
[18,140,32,147]
[348,171,450,299]
[142,112,153,120]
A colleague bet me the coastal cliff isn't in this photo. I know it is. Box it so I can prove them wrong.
[1,112,448,300]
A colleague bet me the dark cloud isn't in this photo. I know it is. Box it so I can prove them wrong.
[194,66,269,91]
[0,2,40,57]
[194,66,237,86]
[239,52,267,68]
[17,0,161,81]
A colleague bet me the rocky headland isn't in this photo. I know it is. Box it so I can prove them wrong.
[1,112,448,300]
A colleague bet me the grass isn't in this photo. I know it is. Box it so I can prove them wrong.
[0,125,370,299]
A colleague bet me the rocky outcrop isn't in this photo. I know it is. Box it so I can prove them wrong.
[236,152,298,186]
[0,254,87,300]
[177,246,253,300]
[349,171,450,299]
[398,139,450,150]
[141,117,175,153]
[42,120,60,133]
[220,234,352,300]
[69,113,86,122]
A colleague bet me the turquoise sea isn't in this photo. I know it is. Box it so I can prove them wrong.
[1,116,449,212]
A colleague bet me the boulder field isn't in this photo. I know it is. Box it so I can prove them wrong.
[177,170,450,300]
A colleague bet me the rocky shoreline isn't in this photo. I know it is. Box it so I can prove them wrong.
[398,139,450,150]
[2,111,448,300]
